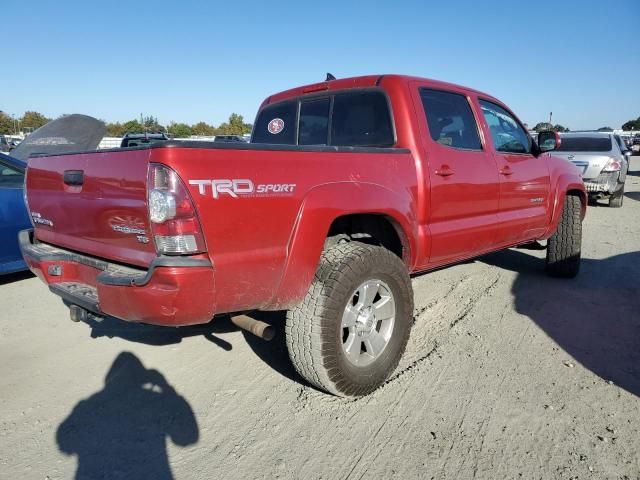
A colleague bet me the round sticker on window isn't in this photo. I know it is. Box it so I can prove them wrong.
[268,118,285,135]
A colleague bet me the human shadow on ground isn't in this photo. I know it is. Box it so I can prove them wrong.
[480,249,640,398]
[56,352,199,480]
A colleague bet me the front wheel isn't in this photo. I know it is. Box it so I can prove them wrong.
[286,242,413,397]
[545,195,582,278]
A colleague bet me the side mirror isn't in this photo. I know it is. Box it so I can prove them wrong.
[623,150,632,158]
[537,130,561,152]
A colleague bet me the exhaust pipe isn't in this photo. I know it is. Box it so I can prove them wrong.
[231,314,275,341]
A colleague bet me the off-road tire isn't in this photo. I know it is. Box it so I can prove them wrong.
[546,195,582,278]
[609,185,624,208]
[286,242,413,397]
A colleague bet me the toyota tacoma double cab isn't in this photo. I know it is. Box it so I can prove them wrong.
[20,75,586,397]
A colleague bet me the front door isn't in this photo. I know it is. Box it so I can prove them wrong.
[478,99,550,245]
[415,87,501,266]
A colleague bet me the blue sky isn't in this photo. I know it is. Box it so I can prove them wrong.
[2,0,639,130]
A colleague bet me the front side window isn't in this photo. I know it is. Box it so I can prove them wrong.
[252,100,297,145]
[331,91,394,147]
[0,160,24,188]
[480,100,531,154]
[299,98,330,145]
[420,89,482,150]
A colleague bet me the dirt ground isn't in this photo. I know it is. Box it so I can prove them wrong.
[1,158,639,480]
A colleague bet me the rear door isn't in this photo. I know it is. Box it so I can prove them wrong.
[478,99,550,244]
[414,86,501,265]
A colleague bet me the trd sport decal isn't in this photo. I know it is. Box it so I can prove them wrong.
[189,179,296,199]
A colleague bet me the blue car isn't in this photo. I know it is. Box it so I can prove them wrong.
[0,153,30,274]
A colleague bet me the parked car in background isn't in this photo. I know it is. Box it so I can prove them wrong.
[632,136,640,155]
[0,153,30,274]
[554,132,628,207]
[0,135,17,153]
[213,135,248,143]
[120,133,169,148]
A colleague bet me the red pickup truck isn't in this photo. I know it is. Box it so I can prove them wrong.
[21,75,585,397]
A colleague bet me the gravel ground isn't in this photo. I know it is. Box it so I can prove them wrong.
[1,158,639,480]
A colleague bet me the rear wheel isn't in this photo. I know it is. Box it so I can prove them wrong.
[609,185,624,208]
[546,195,582,278]
[286,242,413,397]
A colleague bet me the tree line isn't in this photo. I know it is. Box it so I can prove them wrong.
[0,110,253,137]
[622,116,640,131]
[105,113,252,138]
[532,122,570,132]
[0,111,51,134]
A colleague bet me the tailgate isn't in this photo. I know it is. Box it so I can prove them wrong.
[26,149,156,267]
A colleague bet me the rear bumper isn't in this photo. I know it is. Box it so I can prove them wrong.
[19,229,216,326]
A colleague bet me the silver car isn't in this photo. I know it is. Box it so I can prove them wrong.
[554,132,629,208]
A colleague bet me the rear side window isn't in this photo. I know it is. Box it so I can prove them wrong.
[0,160,24,188]
[420,89,482,150]
[252,101,297,145]
[331,92,394,147]
[299,98,330,145]
[479,100,531,154]
[556,137,612,152]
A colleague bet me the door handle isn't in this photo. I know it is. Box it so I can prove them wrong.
[64,170,84,186]
[499,166,514,176]
[435,165,454,177]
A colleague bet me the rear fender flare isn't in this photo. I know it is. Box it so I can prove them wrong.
[268,182,416,310]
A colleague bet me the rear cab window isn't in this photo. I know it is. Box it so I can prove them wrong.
[252,90,394,148]
[331,91,394,147]
[251,100,298,145]
[299,98,330,145]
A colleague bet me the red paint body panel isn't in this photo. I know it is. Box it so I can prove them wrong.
[27,149,156,267]
[24,74,585,326]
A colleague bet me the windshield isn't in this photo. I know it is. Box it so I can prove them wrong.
[557,136,611,152]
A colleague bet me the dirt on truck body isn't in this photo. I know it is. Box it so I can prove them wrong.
[21,74,585,396]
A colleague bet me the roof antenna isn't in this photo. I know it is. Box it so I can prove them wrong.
[326,73,336,81]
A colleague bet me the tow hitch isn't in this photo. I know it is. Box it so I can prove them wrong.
[69,305,103,323]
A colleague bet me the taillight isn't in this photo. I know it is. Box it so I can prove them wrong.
[602,157,621,173]
[147,164,206,255]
